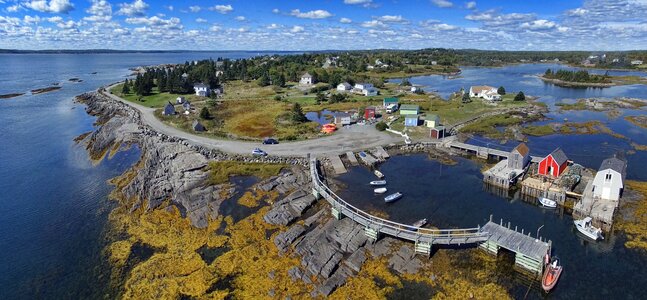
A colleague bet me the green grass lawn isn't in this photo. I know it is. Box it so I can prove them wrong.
[111,84,203,108]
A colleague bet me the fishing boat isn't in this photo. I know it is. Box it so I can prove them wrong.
[384,192,402,203]
[412,218,427,228]
[370,180,387,186]
[373,187,387,194]
[359,151,367,158]
[541,257,563,292]
[374,170,385,179]
[574,217,604,240]
[538,197,557,208]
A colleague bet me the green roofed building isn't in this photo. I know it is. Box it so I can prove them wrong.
[399,104,420,116]
[383,97,399,107]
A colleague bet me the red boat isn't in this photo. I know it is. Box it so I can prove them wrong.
[542,256,563,292]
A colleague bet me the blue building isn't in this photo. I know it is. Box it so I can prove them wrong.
[404,115,419,127]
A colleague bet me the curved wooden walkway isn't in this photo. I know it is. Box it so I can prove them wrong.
[309,155,490,247]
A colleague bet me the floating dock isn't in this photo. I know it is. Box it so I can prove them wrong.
[373,146,390,160]
[345,152,359,165]
[328,155,347,174]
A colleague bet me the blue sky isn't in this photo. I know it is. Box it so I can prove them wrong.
[1,0,646,50]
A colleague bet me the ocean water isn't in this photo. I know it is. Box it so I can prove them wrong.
[0,52,269,299]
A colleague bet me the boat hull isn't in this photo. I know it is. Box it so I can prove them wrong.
[374,188,387,194]
[542,265,563,292]
[384,193,402,203]
[574,220,603,240]
[539,197,557,208]
[370,180,386,186]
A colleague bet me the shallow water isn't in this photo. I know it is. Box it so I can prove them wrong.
[336,154,647,299]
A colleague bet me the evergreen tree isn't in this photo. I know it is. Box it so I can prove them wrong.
[462,92,471,103]
[258,72,271,86]
[122,80,130,94]
[497,86,506,95]
[315,92,326,104]
[514,91,526,101]
[199,107,212,120]
[275,73,286,87]
[291,103,307,123]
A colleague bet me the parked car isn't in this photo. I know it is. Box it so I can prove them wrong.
[263,138,279,145]
[252,148,268,156]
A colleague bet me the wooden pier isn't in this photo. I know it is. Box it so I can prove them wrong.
[447,140,542,162]
[345,152,359,165]
[358,151,379,166]
[373,146,390,160]
[480,216,551,274]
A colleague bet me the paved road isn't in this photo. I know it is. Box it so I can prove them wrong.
[100,87,403,157]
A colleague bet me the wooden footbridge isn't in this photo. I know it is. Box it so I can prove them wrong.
[447,140,542,163]
[309,155,553,274]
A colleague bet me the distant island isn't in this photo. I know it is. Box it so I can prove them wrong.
[540,68,647,87]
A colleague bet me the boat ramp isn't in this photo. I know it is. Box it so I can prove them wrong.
[327,155,347,175]
[345,152,359,165]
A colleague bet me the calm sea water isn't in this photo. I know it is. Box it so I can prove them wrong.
[0,52,272,299]
[337,154,647,299]
[1,56,645,299]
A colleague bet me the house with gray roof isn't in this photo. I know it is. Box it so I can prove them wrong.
[591,157,627,201]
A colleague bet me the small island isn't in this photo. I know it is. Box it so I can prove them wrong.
[0,93,25,99]
[31,86,62,95]
[540,68,647,87]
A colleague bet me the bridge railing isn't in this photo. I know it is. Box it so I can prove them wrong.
[310,156,488,240]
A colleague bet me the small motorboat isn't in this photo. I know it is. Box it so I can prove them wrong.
[539,197,557,208]
[574,217,604,240]
[374,170,385,179]
[542,257,563,292]
[412,218,427,228]
[359,151,367,158]
[373,187,387,194]
[384,192,402,203]
[370,180,387,186]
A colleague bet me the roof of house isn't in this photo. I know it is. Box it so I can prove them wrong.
[512,143,530,156]
[425,114,439,120]
[194,83,209,88]
[365,106,376,110]
[301,72,312,78]
[470,85,495,93]
[400,104,420,111]
[384,97,399,103]
[164,102,175,113]
[192,120,205,131]
[405,115,419,119]
[338,82,351,87]
[548,148,568,165]
[335,112,351,118]
[599,157,627,179]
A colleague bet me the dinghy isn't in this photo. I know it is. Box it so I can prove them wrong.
[412,218,427,228]
[539,197,557,208]
[574,217,604,240]
[373,187,387,194]
[374,170,385,179]
[541,257,563,292]
[384,192,402,203]
[370,180,386,186]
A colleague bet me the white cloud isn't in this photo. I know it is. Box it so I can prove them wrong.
[567,8,588,16]
[84,0,112,22]
[340,17,352,23]
[290,25,304,33]
[377,15,407,23]
[272,8,279,14]
[266,23,280,29]
[117,0,148,17]
[361,20,385,28]
[189,6,201,13]
[210,4,233,14]
[431,0,454,8]
[24,0,74,13]
[125,16,182,30]
[466,1,476,9]
[23,15,41,24]
[7,4,22,12]
[165,5,174,11]
[195,18,207,23]
[209,25,221,32]
[344,0,372,4]
[235,16,245,21]
[290,9,332,19]
[521,19,556,30]
[347,29,358,34]
[46,16,62,22]
[466,10,535,28]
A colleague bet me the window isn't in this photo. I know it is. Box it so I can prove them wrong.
[605,173,612,182]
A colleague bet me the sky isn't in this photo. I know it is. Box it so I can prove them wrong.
[1,0,647,51]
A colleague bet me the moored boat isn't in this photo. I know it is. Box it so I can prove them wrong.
[374,170,384,179]
[359,151,367,158]
[373,187,387,194]
[384,192,402,203]
[574,217,604,240]
[370,180,387,186]
[539,197,557,208]
[412,218,427,228]
[542,257,563,292]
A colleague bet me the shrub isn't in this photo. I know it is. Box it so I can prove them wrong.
[375,122,388,131]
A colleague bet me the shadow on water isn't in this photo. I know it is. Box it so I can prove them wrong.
[196,245,230,265]
[217,176,261,223]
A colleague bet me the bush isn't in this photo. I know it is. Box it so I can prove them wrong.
[375,122,388,131]
[200,107,212,120]
[497,86,506,95]
[514,91,526,101]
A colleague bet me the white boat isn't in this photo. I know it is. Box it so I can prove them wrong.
[374,170,385,179]
[373,187,387,194]
[539,197,557,208]
[384,192,402,203]
[370,180,386,186]
[412,218,427,228]
[574,217,604,241]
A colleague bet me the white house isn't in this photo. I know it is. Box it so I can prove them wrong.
[194,83,210,97]
[300,72,313,85]
[334,113,352,125]
[591,157,626,201]
[352,83,377,96]
[469,85,500,101]
[631,60,644,65]
[337,82,351,92]
[431,61,437,65]
[176,96,186,104]
[354,83,373,90]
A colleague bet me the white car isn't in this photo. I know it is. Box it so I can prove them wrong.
[252,148,268,156]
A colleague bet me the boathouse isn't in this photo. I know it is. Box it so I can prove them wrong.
[364,107,376,119]
[538,148,569,178]
[404,115,419,127]
[399,104,420,116]
[430,126,445,139]
[508,143,530,170]
[163,102,176,115]
[334,113,352,126]
[424,114,440,128]
[591,157,626,201]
